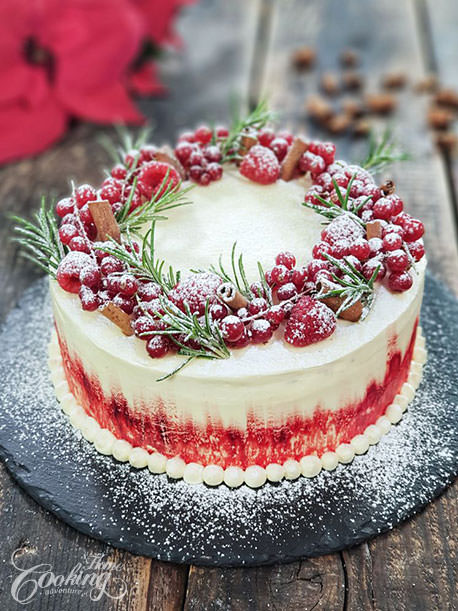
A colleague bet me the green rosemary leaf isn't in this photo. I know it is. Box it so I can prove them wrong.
[220,99,276,160]
[156,356,195,382]
[361,127,410,174]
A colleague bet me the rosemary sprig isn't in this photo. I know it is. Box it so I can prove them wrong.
[115,172,193,236]
[361,127,410,174]
[100,222,180,291]
[11,197,66,278]
[147,298,230,381]
[209,243,273,305]
[303,178,366,227]
[220,99,276,161]
[317,254,380,320]
[99,126,150,170]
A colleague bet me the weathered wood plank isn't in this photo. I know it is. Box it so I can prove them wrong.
[0,1,258,609]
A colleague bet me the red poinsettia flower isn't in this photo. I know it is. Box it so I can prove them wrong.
[130,0,195,47]
[0,0,144,164]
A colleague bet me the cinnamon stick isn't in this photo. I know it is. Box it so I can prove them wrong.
[280,136,308,181]
[366,220,383,240]
[321,295,363,322]
[87,200,121,243]
[100,302,134,336]
[217,283,248,310]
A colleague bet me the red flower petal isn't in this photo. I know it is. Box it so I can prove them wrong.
[0,98,68,164]
[131,0,197,45]
[128,62,167,96]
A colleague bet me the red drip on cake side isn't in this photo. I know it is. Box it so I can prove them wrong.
[56,320,418,468]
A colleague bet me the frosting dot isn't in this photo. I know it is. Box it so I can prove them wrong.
[365,424,382,445]
[60,393,76,414]
[266,463,284,482]
[395,393,409,410]
[283,459,301,480]
[386,403,403,424]
[112,439,133,462]
[300,455,322,477]
[183,463,204,485]
[244,465,267,488]
[321,452,338,471]
[414,347,427,362]
[94,429,115,455]
[402,382,415,401]
[81,417,100,442]
[69,407,85,429]
[148,453,167,474]
[166,457,186,479]
[129,447,149,469]
[203,465,224,486]
[224,466,244,488]
[351,434,369,455]
[335,444,355,464]
[54,380,68,398]
[408,371,421,388]
[411,361,423,375]
[376,415,391,435]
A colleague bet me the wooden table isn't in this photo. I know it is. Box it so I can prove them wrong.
[0,1,457,609]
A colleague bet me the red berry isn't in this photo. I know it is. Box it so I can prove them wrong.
[139,145,157,165]
[168,272,221,316]
[199,172,211,186]
[194,125,213,144]
[266,305,285,326]
[137,161,179,200]
[361,184,381,202]
[209,303,228,321]
[291,267,308,289]
[317,142,336,165]
[385,249,409,272]
[189,151,204,166]
[373,197,394,220]
[74,184,97,209]
[270,137,288,161]
[175,142,194,164]
[189,165,203,181]
[79,286,100,311]
[368,237,383,257]
[137,282,162,301]
[275,251,296,269]
[100,256,124,276]
[79,204,93,225]
[403,218,424,242]
[79,266,101,289]
[56,197,75,218]
[146,335,170,358]
[117,273,138,297]
[239,145,280,185]
[216,126,229,138]
[221,315,244,342]
[277,282,297,301]
[387,194,403,216]
[276,130,294,145]
[56,252,93,294]
[284,296,336,347]
[59,223,79,245]
[388,271,413,292]
[178,131,195,143]
[69,236,90,253]
[350,239,371,261]
[382,232,403,252]
[362,258,386,281]
[250,281,266,299]
[230,328,251,348]
[258,128,275,147]
[100,181,122,205]
[204,146,222,162]
[271,264,290,285]
[113,294,135,314]
[248,297,268,315]
[133,316,157,340]
[408,240,425,262]
[251,319,273,344]
[307,260,329,281]
[111,164,127,180]
[207,163,223,181]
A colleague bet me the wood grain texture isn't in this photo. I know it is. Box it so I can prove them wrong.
[0,0,456,609]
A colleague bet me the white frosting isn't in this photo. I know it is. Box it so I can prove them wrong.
[49,326,426,487]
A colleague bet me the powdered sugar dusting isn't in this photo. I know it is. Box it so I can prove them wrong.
[0,277,456,566]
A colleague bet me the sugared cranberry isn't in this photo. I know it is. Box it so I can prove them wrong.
[137,162,180,200]
[69,236,90,253]
[56,197,75,218]
[216,126,229,138]
[275,251,296,270]
[113,294,135,314]
[80,266,101,289]
[373,197,394,220]
[175,142,194,164]
[59,224,79,245]
[318,142,336,165]
[239,145,280,185]
[277,282,297,301]
[189,165,203,181]
[74,184,97,209]
[79,204,93,226]
[385,249,409,272]
[387,194,403,216]
[368,237,383,257]
[266,305,285,326]
[79,286,100,311]
[251,319,273,344]
[100,181,122,205]
[248,297,268,315]
[292,267,308,289]
[137,282,162,301]
[204,146,222,162]
[403,218,424,242]
[111,164,127,180]
[178,131,195,143]
[408,240,425,262]
[258,128,275,147]
[271,264,290,285]
[270,137,288,161]
[117,273,138,297]
[209,303,228,321]
[388,271,413,292]
[382,232,403,252]
[307,259,329,281]
[230,328,251,348]
[250,282,266,299]
[207,163,223,181]
[139,145,157,164]
[276,130,293,145]
[362,258,386,281]
[100,256,124,276]
[146,335,170,358]
[133,316,157,340]
[221,315,244,342]
[56,251,93,294]
[350,239,371,261]
[194,125,213,145]
[199,172,211,186]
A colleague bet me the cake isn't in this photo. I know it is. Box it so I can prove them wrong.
[19,104,428,488]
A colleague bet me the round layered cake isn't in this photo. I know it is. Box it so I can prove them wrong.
[43,114,427,487]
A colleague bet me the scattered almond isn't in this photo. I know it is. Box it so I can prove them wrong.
[340,48,359,68]
[427,106,454,130]
[366,92,397,114]
[414,74,438,93]
[292,46,316,70]
[342,97,366,118]
[342,70,364,91]
[320,72,340,95]
[306,94,334,123]
[352,118,371,137]
[382,71,407,89]
[434,88,458,109]
[327,113,351,134]
[434,131,457,152]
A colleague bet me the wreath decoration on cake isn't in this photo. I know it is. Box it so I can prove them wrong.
[14,102,425,380]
